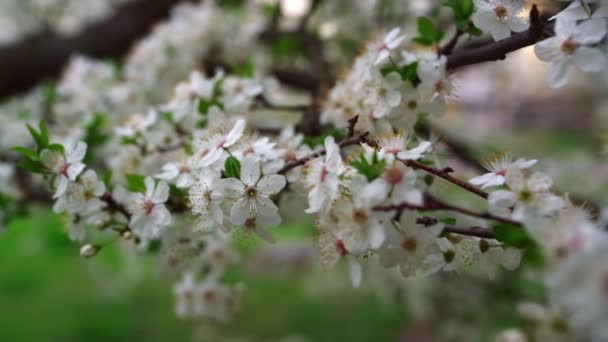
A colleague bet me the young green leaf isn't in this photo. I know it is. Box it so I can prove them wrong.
[126,174,147,193]
[351,151,387,181]
[413,17,444,46]
[11,146,39,160]
[224,156,241,179]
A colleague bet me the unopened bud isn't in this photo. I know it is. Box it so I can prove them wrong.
[80,244,99,258]
[122,229,133,240]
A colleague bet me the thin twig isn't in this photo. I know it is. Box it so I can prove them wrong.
[373,193,521,227]
[400,159,488,199]
[278,131,369,174]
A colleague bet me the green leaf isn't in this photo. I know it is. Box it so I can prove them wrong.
[84,113,109,163]
[303,125,347,148]
[126,174,147,193]
[351,151,387,182]
[444,0,475,20]
[11,146,39,160]
[232,57,255,78]
[120,136,139,146]
[101,170,113,189]
[41,82,58,108]
[39,121,49,147]
[439,217,457,225]
[492,223,533,248]
[414,17,444,46]
[17,158,46,174]
[46,144,65,155]
[198,99,224,116]
[26,124,46,151]
[467,24,483,36]
[224,156,241,179]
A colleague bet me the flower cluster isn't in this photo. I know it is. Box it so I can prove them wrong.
[1,0,608,339]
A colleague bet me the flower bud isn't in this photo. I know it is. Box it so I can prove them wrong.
[80,244,99,258]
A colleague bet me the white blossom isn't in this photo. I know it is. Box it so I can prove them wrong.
[472,0,529,42]
[535,17,607,88]
[40,141,87,198]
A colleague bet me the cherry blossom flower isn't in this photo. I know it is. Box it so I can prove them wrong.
[218,157,285,241]
[469,154,537,189]
[126,177,171,241]
[115,110,157,138]
[535,17,607,88]
[368,72,403,119]
[188,169,225,230]
[488,166,565,219]
[474,238,522,279]
[374,27,406,66]
[156,159,196,188]
[379,212,445,278]
[196,119,246,167]
[472,0,529,42]
[304,136,345,214]
[40,141,87,198]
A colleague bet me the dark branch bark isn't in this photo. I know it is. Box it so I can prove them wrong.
[401,159,489,200]
[0,0,190,101]
[446,5,548,70]
[373,192,521,227]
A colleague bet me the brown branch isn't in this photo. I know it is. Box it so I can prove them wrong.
[0,0,191,101]
[439,29,463,55]
[278,131,370,174]
[444,225,496,239]
[400,159,488,199]
[446,5,548,70]
[374,193,522,227]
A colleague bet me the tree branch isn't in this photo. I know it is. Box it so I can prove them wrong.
[374,192,522,227]
[400,159,488,199]
[446,5,548,70]
[0,0,190,101]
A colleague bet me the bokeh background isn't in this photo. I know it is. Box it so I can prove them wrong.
[0,0,607,341]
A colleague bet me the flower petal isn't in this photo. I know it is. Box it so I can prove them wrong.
[240,157,260,186]
[257,174,286,195]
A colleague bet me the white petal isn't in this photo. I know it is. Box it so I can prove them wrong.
[516,159,537,169]
[66,162,85,181]
[482,174,506,188]
[469,172,496,186]
[152,205,171,226]
[217,178,245,198]
[573,18,607,44]
[225,119,246,147]
[500,248,522,270]
[144,177,155,197]
[53,176,68,199]
[257,174,286,195]
[305,186,324,214]
[573,47,607,72]
[555,18,577,38]
[548,61,572,88]
[67,141,87,163]
[488,190,516,209]
[347,256,362,288]
[153,181,170,203]
[489,22,513,42]
[240,157,260,186]
[506,17,529,32]
[374,50,390,66]
[230,198,250,225]
[368,222,386,249]
[384,27,400,44]
[534,38,562,62]
[200,147,224,167]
